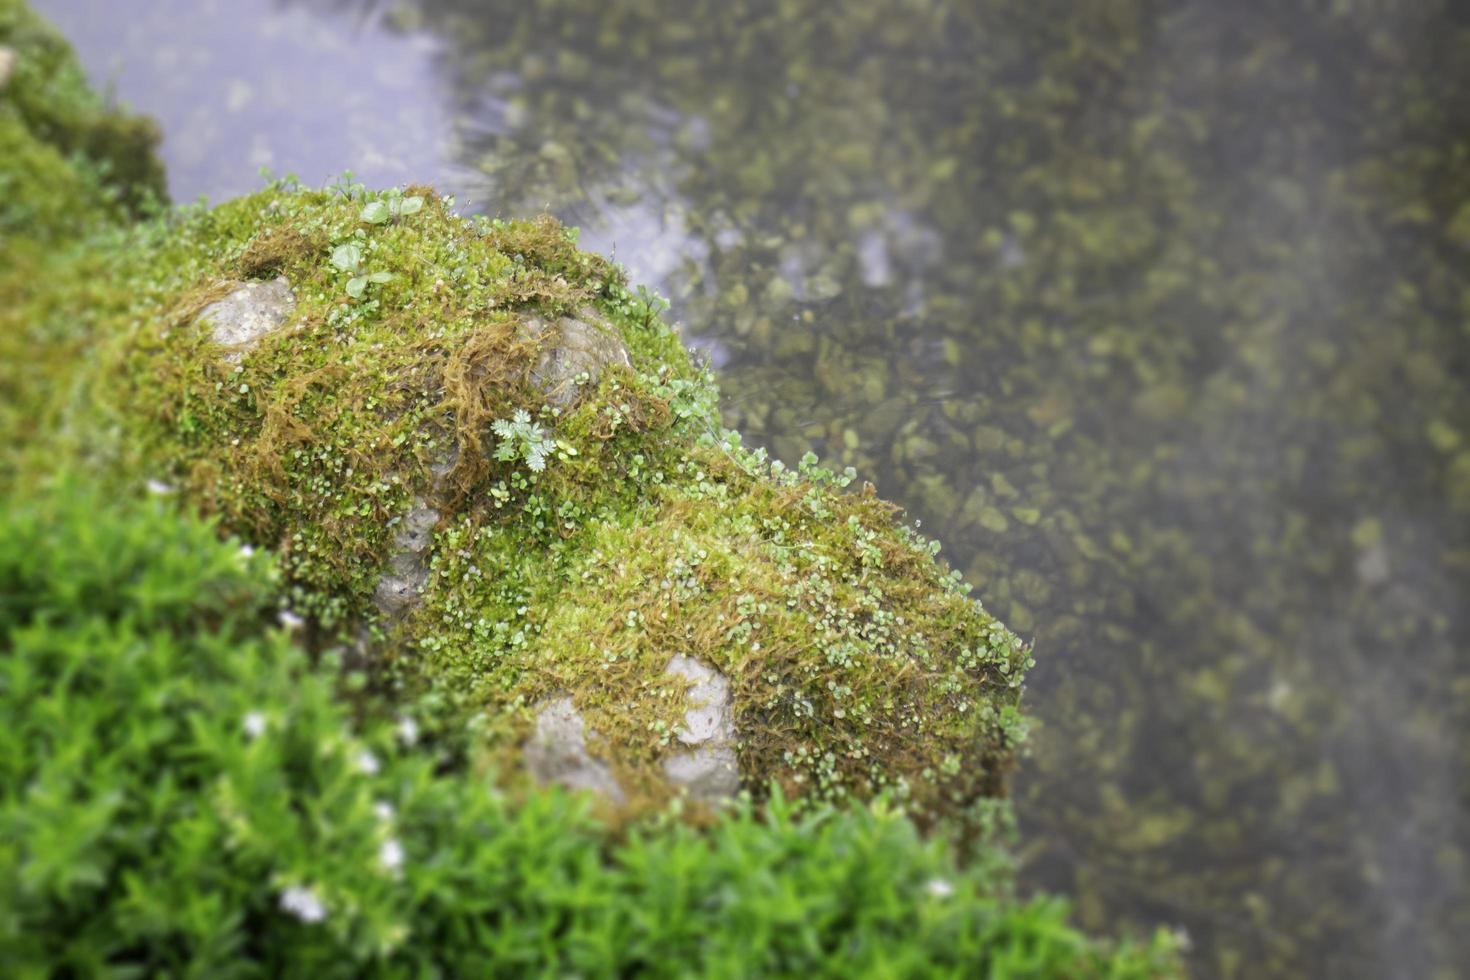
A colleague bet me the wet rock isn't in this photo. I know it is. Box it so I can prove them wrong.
[519,307,631,406]
[196,276,295,361]
[523,696,626,804]
[662,654,740,802]
[372,499,439,617]
[372,445,457,620]
[0,47,15,91]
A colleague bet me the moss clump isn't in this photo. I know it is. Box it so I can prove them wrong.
[0,0,165,234]
[0,0,1027,829]
[2,175,1026,827]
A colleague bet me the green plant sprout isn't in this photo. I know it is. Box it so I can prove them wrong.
[491,409,576,473]
[361,189,424,226]
[329,240,393,299]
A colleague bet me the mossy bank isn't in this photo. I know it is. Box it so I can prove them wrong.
[0,0,1028,830]
[104,183,1033,822]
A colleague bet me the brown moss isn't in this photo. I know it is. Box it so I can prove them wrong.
[236,223,323,280]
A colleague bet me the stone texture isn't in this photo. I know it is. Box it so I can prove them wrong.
[523,696,626,804]
[371,444,459,619]
[372,499,439,617]
[196,277,295,361]
[662,654,741,802]
[519,307,631,406]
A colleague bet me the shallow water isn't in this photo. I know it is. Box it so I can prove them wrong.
[38,1,1470,975]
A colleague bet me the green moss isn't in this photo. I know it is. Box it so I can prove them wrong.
[104,185,1028,824]
[0,0,1023,848]
[0,172,1028,827]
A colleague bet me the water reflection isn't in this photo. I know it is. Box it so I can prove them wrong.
[37,0,461,204]
[38,0,1470,976]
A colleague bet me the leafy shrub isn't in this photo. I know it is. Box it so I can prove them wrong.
[0,481,1180,977]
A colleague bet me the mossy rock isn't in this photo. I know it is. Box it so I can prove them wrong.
[36,182,1031,826]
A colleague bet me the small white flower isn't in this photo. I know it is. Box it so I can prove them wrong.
[395,716,420,747]
[378,837,405,874]
[238,543,255,558]
[145,479,175,495]
[925,878,954,899]
[279,885,327,923]
[355,749,381,776]
[242,711,267,740]
[373,801,395,822]
[278,610,305,631]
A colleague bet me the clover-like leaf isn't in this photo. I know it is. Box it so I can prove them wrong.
[329,243,362,273]
[397,196,424,217]
[360,200,391,225]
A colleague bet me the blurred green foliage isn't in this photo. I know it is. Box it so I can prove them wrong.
[0,478,1182,977]
[0,0,164,234]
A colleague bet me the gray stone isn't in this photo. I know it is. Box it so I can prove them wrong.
[0,47,15,91]
[664,745,740,802]
[665,654,734,745]
[196,277,296,361]
[523,696,626,804]
[518,661,739,806]
[1356,540,1390,587]
[662,654,741,802]
[519,307,631,406]
[372,498,439,617]
[370,441,460,620]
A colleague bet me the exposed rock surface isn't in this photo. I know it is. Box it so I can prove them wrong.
[372,499,439,617]
[522,658,739,806]
[196,277,295,360]
[371,447,457,619]
[520,307,631,406]
[662,654,740,802]
[523,696,626,804]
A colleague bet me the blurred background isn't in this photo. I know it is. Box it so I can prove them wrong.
[36,1,1470,975]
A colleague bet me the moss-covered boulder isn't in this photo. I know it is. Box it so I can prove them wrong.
[0,0,1029,827]
[26,180,1027,824]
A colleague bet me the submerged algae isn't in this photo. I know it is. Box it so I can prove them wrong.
[258,2,1466,975]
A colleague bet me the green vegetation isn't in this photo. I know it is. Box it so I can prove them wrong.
[0,1,1182,974]
[0,482,1179,977]
[53,179,1030,825]
[0,0,163,241]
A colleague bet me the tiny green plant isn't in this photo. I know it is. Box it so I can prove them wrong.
[326,170,367,200]
[491,409,576,473]
[329,241,393,299]
[361,189,424,226]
